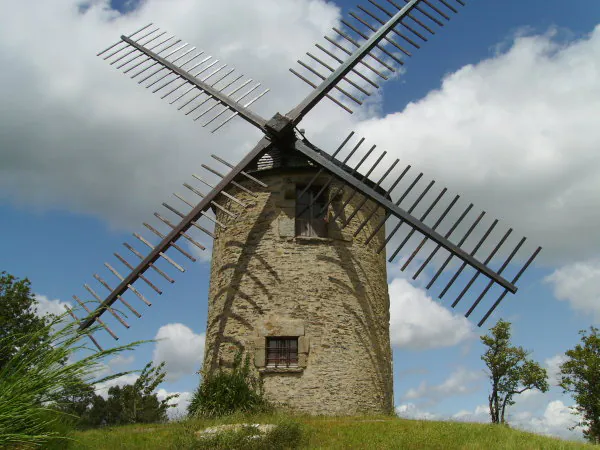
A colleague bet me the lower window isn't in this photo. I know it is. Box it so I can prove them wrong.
[266,337,298,367]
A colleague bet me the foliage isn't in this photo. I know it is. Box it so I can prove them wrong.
[559,326,600,444]
[0,309,145,449]
[187,350,271,418]
[0,271,55,371]
[50,376,97,425]
[94,362,178,427]
[52,361,178,428]
[481,319,549,425]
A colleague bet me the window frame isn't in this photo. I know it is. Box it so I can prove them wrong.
[295,186,328,238]
[265,336,299,368]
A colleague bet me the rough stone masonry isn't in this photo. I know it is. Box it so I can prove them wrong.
[203,162,393,415]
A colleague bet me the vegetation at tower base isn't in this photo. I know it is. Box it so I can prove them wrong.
[188,350,272,418]
[559,326,600,445]
[481,319,549,425]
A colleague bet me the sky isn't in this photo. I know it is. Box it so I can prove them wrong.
[1,0,599,441]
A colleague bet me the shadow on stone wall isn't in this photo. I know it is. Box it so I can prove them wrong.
[319,218,393,413]
[205,192,277,372]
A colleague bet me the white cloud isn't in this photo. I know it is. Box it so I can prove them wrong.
[108,354,135,368]
[94,373,140,399]
[0,0,353,230]
[544,259,600,321]
[403,367,483,405]
[156,388,193,420]
[512,400,583,441]
[33,294,70,318]
[398,396,584,441]
[389,277,474,349]
[452,404,489,422]
[545,353,568,386]
[153,323,205,381]
[396,403,439,420]
[450,399,583,441]
[356,26,600,264]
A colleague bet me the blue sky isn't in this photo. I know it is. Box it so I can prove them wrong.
[1,0,599,440]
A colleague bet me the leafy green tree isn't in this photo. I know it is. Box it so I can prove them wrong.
[559,326,600,444]
[481,319,549,424]
[0,271,53,370]
[83,361,178,426]
[50,376,97,421]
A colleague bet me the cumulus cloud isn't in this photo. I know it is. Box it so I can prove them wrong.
[1,0,599,275]
[544,259,600,321]
[389,277,474,349]
[356,26,600,264]
[95,373,140,398]
[512,400,583,441]
[153,323,205,381]
[33,294,70,318]
[451,399,583,441]
[108,354,135,368]
[452,404,489,422]
[156,389,193,420]
[403,367,483,405]
[396,403,439,420]
[545,353,568,386]
[0,0,353,229]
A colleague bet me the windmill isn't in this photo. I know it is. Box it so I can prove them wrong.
[71,0,542,414]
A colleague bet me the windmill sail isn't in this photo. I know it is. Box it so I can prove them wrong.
[288,0,465,119]
[293,133,541,327]
[74,139,273,348]
[98,24,270,133]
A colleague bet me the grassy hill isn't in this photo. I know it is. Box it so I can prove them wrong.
[66,413,591,449]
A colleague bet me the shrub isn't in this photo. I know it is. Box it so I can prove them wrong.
[187,350,271,418]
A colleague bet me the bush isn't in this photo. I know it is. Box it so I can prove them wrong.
[187,350,271,418]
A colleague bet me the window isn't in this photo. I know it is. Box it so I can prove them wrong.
[266,337,298,367]
[296,186,328,237]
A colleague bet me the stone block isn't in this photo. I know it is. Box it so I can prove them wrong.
[256,317,305,337]
[298,336,310,354]
[253,337,266,367]
[278,217,295,238]
[298,353,308,368]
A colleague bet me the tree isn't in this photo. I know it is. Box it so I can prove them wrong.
[559,326,600,444]
[81,361,178,427]
[0,271,53,371]
[50,376,97,421]
[481,319,549,425]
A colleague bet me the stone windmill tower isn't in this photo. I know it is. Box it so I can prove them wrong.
[205,145,393,414]
[71,0,542,415]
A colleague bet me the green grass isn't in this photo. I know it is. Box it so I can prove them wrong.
[66,413,592,450]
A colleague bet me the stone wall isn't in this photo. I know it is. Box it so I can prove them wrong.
[203,169,393,415]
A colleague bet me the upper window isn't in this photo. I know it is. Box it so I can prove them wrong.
[266,337,298,367]
[296,186,328,238]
